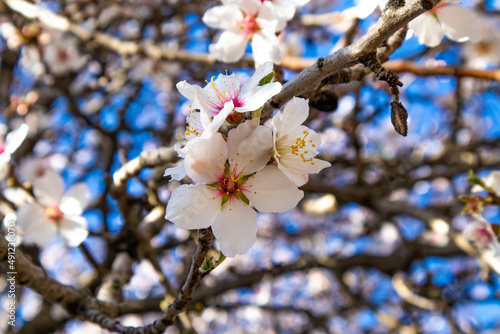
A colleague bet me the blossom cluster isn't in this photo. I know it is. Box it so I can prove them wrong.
[164,62,330,256]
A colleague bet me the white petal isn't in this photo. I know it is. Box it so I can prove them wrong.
[211,200,257,256]
[184,133,227,184]
[176,81,201,103]
[227,119,273,177]
[236,82,281,113]
[251,30,281,66]
[232,0,260,15]
[164,161,187,181]
[409,13,444,47]
[244,165,303,212]
[257,1,279,24]
[209,31,249,63]
[202,5,243,31]
[202,100,234,136]
[165,184,220,230]
[17,204,57,247]
[4,123,29,154]
[239,62,274,96]
[59,215,88,247]
[33,169,64,207]
[438,6,482,43]
[281,97,309,129]
[60,183,89,216]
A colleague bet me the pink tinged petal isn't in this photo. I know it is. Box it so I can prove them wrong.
[17,204,57,247]
[251,31,282,66]
[4,123,29,154]
[409,13,444,47]
[244,165,304,212]
[164,161,187,181]
[202,100,235,136]
[438,6,482,43]
[184,133,227,184]
[202,5,243,31]
[211,200,257,256]
[165,184,220,230]
[227,119,273,176]
[59,215,88,247]
[236,82,282,113]
[463,214,499,251]
[209,31,249,63]
[60,183,89,216]
[33,169,64,207]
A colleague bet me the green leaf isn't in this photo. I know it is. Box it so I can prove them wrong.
[201,256,213,273]
[221,194,230,208]
[258,72,274,86]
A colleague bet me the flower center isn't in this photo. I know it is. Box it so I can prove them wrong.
[57,49,70,62]
[211,171,251,207]
[45,206,64,223]
[237,14,260,36]
[204,75,243,116]
[277,130,317,165]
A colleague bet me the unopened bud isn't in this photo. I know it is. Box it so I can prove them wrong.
[390,101,408,137]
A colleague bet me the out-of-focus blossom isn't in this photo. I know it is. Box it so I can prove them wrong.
[203,0,281,66]
[165,120,303,256]
[261,0,311,30]
[16,154,68,184]
[0,124,29,179]
[463,215,500,253]
[271,97,331,186]
[43,31,88,76]
[408,1,483,47]
[16,170,89,247]
[472,171,500,196]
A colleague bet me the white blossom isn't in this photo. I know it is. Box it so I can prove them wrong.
[43,31,88,76]
[202,0,281,66]
[165,120,303,256]
[271,97,330,186]
[16,170,90,247]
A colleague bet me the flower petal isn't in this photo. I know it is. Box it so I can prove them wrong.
[5,123,29,154]
[17,204,57,247]
[184,133,227,184]
[251,30,281,66]
[438,5,482,43]
[227,119,273,177]
[60,183,89,216]
[280,97,309,130]
[209,31,249,63]
[409,12,444,47]
[202,5,243,31]
[232,0,261,15]
[236,82,281,113]
[164,161,187,181]
[239,62,274,96]
[59,215,88,247]
[211,199,257,256]
[33,169,64,207]
[202,100,234,136]
[165,184,220,230]
[244,165,303,212]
